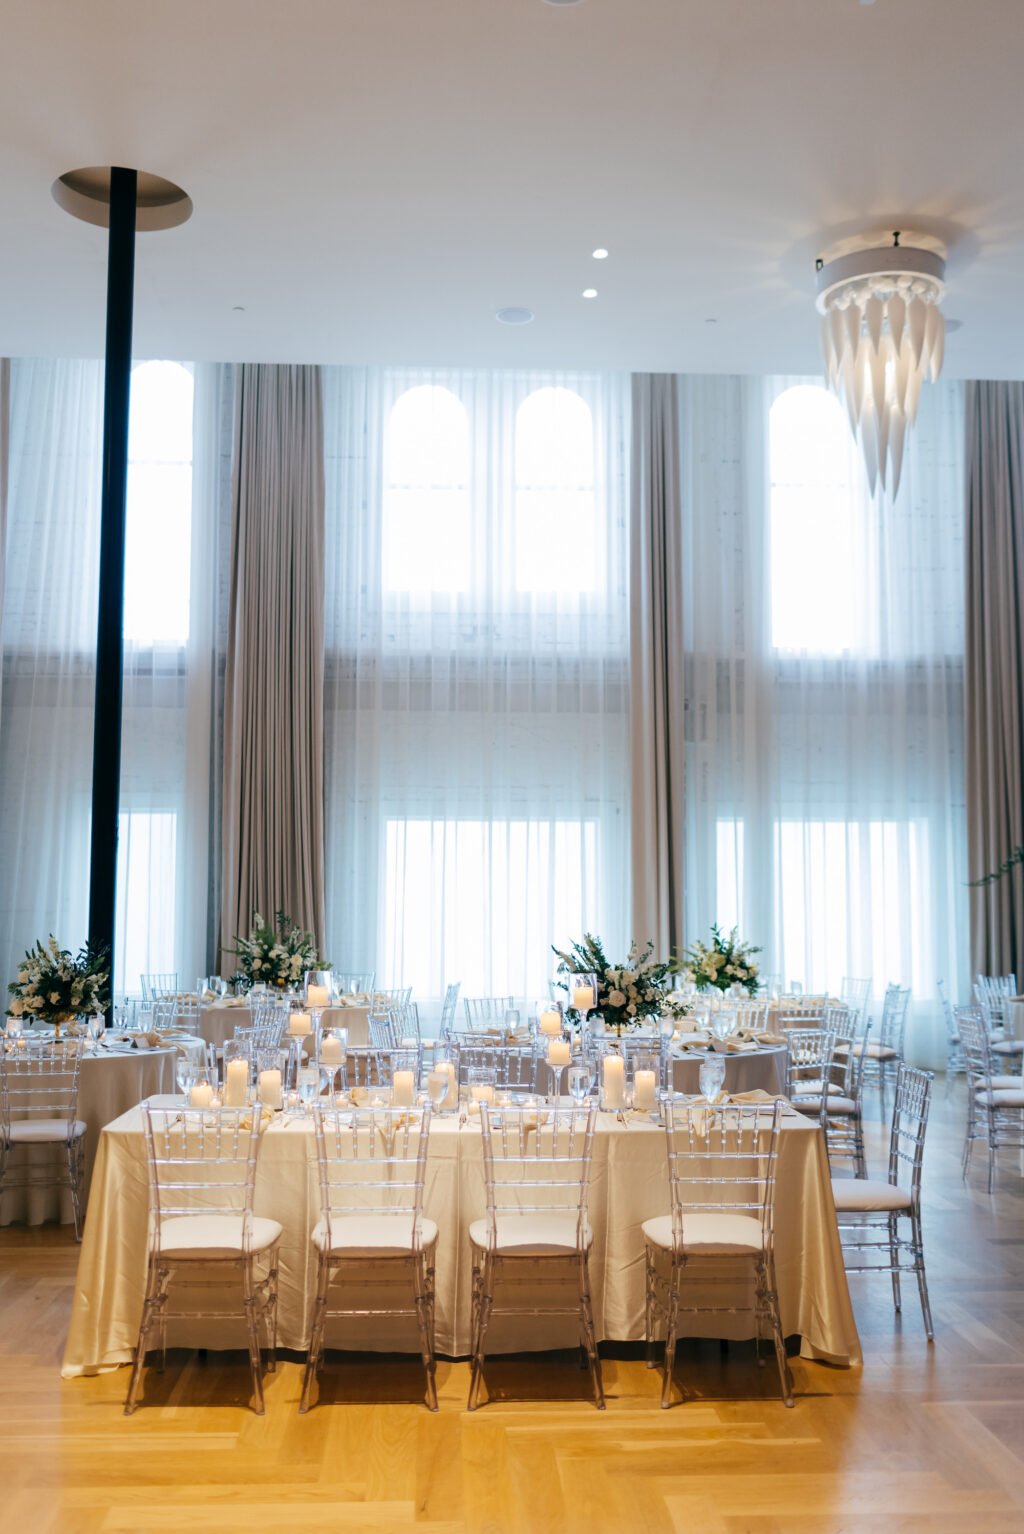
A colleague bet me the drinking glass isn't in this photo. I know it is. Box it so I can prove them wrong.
[427,1068,449,1108]
[196,977,210,996]
[504,1007,521,1035]
[296,1065,319,1110]
[568,1064,593,1104]
[468,1067,497,1107]
[175,1056,198,1098]
[5,1016,22,1040]
[698,1055,727,1099]
[87,1014,105,1044]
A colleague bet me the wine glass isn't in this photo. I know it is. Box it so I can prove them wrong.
[175,1056,198,1099]
[698,1055,727,1100]
[87,1014,105,1045]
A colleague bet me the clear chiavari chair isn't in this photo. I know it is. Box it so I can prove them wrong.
[860,983,911,1115]
[463,996,515,1030]
[786,1027,838,1130]
[124,1104,282,1415]
[469,1102,602,1411]
[957,1006,1024,1193]
[451,1037,539,1092]
[340,1044,422,1094]
[439,982,462,1037]
[839,976,872,1026]
[391,1000,421,1044]
[0,1039,87,1238]
[936,978,965,1085]
[371,986,413,1009]
[642,1099,792,1408]
[775,995,829,1030]
[609,1036,670,1093]
[140,972,179,1003]
[831,1064,934,1339]
[300,1103,437,1412]
[367,1011,400,1051]
[795,1024,870,1177]
[731,999,772,1035]
[333,971,376,998]
[973,980,1024,1062]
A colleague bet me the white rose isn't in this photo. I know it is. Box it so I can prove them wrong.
[608,989,626,1007]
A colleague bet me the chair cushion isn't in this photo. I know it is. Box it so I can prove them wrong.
[860,1042,898,1060]
[791,1080,844,1096]
[792,1095,858,1115]
[5,1118,87,1144]
[991,1040,1024,1056]
[973,1089,1024,1107]
[976,1076,1023,1091]
[312,1213,439,1257]
[157,1214,283,1259]
[830,1177,912,1212]
[468,1213,591,1255]
[642,1211,765,1255]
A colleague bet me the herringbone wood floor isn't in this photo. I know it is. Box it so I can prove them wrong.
[2,1083,1023,1534]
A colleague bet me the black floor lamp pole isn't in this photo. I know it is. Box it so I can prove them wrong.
[87,166,137,1006]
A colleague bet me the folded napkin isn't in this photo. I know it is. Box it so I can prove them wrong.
[753,1031,786,1046]
[724,1037,758,1052]
[209,996,246,1009]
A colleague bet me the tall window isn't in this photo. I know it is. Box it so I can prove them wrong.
[123,360,194,646]
[515,387,596,593]
[383,384,470,594]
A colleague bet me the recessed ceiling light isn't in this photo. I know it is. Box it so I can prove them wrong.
[582,288,598,299]
[543,0,586,6]
[705,317,718,325]
[592,248,608,260]
[496,306,534,325]
[233,305,245,312]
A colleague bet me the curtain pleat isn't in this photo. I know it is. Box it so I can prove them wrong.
[965,380,1024,980]
[629,373,686,954]
[220,364,326,961]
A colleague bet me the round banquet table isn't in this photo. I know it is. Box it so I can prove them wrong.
[194,1004,371,1050]
[63,1092,861,1377]
[0,1045,177,1228]
[668,1043,787,1095]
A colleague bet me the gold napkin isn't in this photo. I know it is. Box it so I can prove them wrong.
[724,1037,758,1052]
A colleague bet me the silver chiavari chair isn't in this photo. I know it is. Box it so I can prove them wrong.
[831,1065,934,1339]
[124,1104,282,1415]
[957,1006,1024,1193]
[643,1099,792,1408]
[0,1039,87,1238]
[469,1101,602,1410]
[300,1103,437,1412]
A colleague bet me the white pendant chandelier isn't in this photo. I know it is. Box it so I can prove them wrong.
[815,236,946,497]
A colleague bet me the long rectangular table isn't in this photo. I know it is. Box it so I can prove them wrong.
[63,1096,860,1377]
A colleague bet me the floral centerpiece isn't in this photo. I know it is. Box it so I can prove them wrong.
[552,933,673,1033]
[226,911,328,992]
[677,924,761,995]
[7,936,110,1035]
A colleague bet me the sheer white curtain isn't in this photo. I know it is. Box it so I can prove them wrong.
[0,357,232,998]
[681,374,967,1066]
[322,366,631,1000]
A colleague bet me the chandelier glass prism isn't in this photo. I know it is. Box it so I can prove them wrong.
[815,240,945,497]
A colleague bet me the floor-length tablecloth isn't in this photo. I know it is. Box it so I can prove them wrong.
[63,1096,860,1376]
[1,1048,177,1227]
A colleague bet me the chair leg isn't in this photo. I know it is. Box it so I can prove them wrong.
[644,1245,658,1369]
[853,1111,867,1179]
[299,1254,331,1413]
[265,1248,280,1373]
[124,1260,163,1415]
[888,1213,902,1313]
[577,1252,605,1410]
[762,1257,794,1408]
[467,1252,494,1411]
[660,1262,681,1409]
[240,1259,266,1415]
[413,1250,438,1412]
[67,1140,84,1241]
[910,1213,933,1341]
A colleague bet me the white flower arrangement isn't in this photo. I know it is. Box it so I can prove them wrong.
[678,924,761,995]
[226,912,328,991]
[552,933,673,1033]
[7,935,109,1022]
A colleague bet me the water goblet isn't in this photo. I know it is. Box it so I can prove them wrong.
[568,1064,593,1104]
[296,1064,320,1112]
[698,1055,727,1101]
[175,1056,198,1099]
[87,1014,106,1045]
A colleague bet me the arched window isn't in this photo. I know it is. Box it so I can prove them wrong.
[123,360,194,645]
[383,385,470,592]
[769,383,869,653]
[514,386,595,592]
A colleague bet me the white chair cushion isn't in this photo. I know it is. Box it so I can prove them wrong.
[468,1212,591,1255]
[860,1041,898,1060]
[641,1211,764,1255]
[792,1095,858,1115]
[5,1118,87,1144]
[975,1076,1023,1091]
[991,1040,1024,1056]
[157,1214,283,1259]
[791,1080,843,1096]
[830,1178,912,1212]
[973,1089,1024,1107]
[312,1213,438,1257]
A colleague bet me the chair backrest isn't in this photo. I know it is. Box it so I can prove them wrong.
[463,996,515,1028]
[390,1000,421,1042]
[839,977,871,1024]
[451,1038,538,1090]
[776,996,828,1030]
[140,1103,263,1253]
[0,1040,82,1129]
[975,973,1017,1003]
[334,971,376,997]
[956,1006,992,1092]
[731,999,771,1033]
[878,984,911,1051]
[141,973,179,1003]
[887,1064,932,1204]
[663,1098,782,1250]
[372,986,413,1009]
[831,1024,870,1099]
[477,1102,596,1248]
[343,1044,422,1092]
[367,1012,399,1051]
[785,1027,837,1097]
[312,1104,432,1248]
[439,982,461,1035]
[607,1037,670,1091]
[234,1013,287,1052]
[152,996,200,1032]
[936,978,957,1040]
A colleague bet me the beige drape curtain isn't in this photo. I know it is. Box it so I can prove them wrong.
[220,364,326,964]
[629,373,686,954]
[965,379,1024,980]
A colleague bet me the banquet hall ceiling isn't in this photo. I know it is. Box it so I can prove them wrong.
[2,0,1023,376]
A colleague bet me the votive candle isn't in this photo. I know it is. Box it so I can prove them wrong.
[539,1010,562,1036]
[547,1038,571,1066]
[289,1011,312,1036]
[224,1058,249,1107]
[574,985,596,1012]
[190,1082,213,1108]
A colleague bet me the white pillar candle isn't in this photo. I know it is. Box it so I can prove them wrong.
[441,1060,458,1110]
[190,1082,213,1108]
[307,984,329,1008]
[633,1069,657,1112]
[223,1058,249,1107]
[289,1011,312,1036]
[574,985,596,1011]
[602,1054,626,1110]
[258,1068,282,1110]
[392,1069,416,1106]
[319,1033,344,1065]
[547,1038,571,1066]
[539,1010,562,1036]
[470,1082,495,1104]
